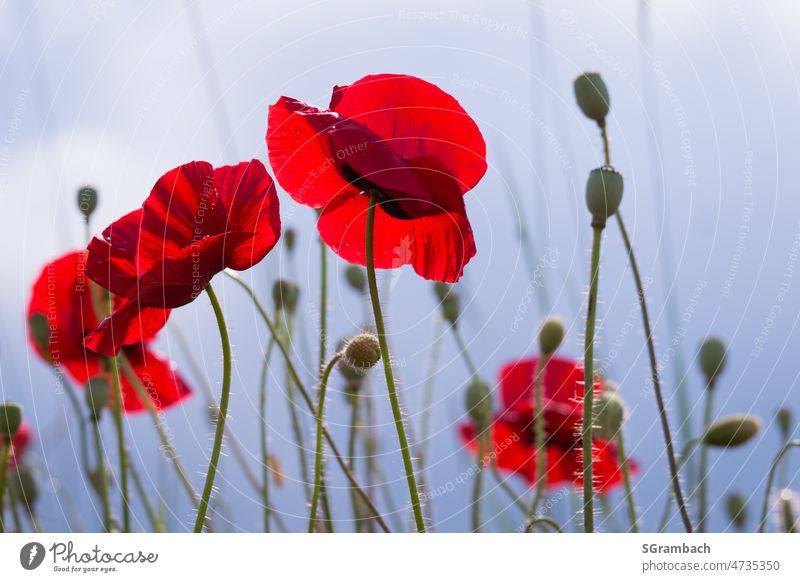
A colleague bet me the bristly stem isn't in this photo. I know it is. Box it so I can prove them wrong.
[90,419,113,531]
[452,324,479,378]
[758,439,800,532]
[697,380,715,532]
[194,283,231,533]
[616,431,638,532]
[347,391,363,531]
[259,337,276,533]
[0,441,11,532]
[365,192,426,533]
[308,354,341,532]
[600,121,693,533]
[316,240,334,532]
[529,353,549,520]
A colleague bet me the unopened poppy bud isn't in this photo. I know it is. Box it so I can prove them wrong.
[284,228,296,253]
[573,72,610,123]
[465,379,492,427]
[538,316,565,355]
[726,492,747,529]
[777,407,792,440]
[603,379,619,394]
[433,282,450,302]
[703,413,760,448]
[77,185,98,221]
[343,333,381,370]
[272,279,300,314]
[85,377,110,421]
[433,283,460,325]
[28,313,52,361]
[586,166,623,227]
[0,402,22,439]
[699,337,727,383]
[593,390,624,441]
[10,466,38,509]
[344,265,367,293]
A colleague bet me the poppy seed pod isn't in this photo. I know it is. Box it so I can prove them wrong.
[538,316,565,355]
[272,279,300,315]
[77,185,98,221]
[85,377,110,421]
[343,333,381,370]
[593,390,624,441]
[284,228,296,253]
[465,378,492,427]
[0,402,23,439]
[344,265,367,293]
[28,313,51,361]
[585,166,623,227]
[573,72,610,123]
[703,414,761,448]
[10,466,38,509]
[726,492,747,529]
[699,337,727,383]
[777,407,792,439]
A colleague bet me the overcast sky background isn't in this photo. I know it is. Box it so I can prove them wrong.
[1,0,799,532]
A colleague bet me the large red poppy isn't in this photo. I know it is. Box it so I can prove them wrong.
[1,421,31,470]
[460,356,637,493]
[83,159,281,356]
[27,251,191,413]
[266,74,487,283]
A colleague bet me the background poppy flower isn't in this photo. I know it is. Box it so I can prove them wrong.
[83,159,281,356]
[460,356,637,493]
[1,421,31,470]
[27,251,191,413]
[267,74,487,282]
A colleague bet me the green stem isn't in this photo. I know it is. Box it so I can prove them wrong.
[62,379,91,480]
[90,420,113,532]
[697,381,715,532]
[316,239,335,532]
[529,353,549,519]
[308,354,341,532]
[471,433,488,532]
[128,457,163,532]
[616,431,638,532]
[452,324,479,378]
[599,493,620,532]
[6,480,24,532]
[259,337,275,533]
[0,441,10,532]
[224,270,390,532]
[658,438,699,532]
[527,515,562,533]
[365,192,426,533]
[193,283,232,533]
[347,392,363,532]
[582,225,603,532]
[281,312,312,502]
[758,439,800,532]
[107,361,130,532]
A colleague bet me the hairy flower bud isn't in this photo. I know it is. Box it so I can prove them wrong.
[343,333,381,371]
[0,402,22,439]
[538,316,565,355]
[465,379,492,428]
[586,166,623,227]
[573,72,610,122]
[703,414,760,448]
[77,185,98,221]
[272,279,300,314]
[10,466,38,509]
[777,407,792,440]
[85,377,110,421]
[284,228,296,254]
[726,492,747,530]
[433,283,460,325]
[344,265,367,293]
[593,390,624,441]
[699,337,727,383]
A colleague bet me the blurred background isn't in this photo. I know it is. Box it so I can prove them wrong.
[1,0,798,532]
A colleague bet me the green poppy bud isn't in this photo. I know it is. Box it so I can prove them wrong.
[433,283,460,325]
[538,316,565,355]
[284,228,296,254]
[77,185,98,221]
[726,492,747,530]
[465,378,492,428]
[85,377,110,421]
[28,313,52,361]
[344,265,367,293]
[777,407,792,440]
[0,402,23,439]
[703,414,760,448]
[699,337,727,383]
[573,72,610,123]
[585,166,623,228]
[343,333,381,371]
[272,279,300,315]
[10,466,38,509]
[433,282,450,302]
[593,390,624,441]
[603,379,619,394]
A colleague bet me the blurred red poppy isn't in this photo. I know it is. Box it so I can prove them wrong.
[27,251,191,413]
[267,74,487,282]
[460,356,638,493]
[83,160,281,356]
[1,421,31,470]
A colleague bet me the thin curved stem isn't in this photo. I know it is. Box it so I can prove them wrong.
[658,437,699,532]
[758,439,800,532]
[224,270,390,532]
[525,514,563,533]
[281,312,312,501]
[582,226,603,532]
[317,238,334,532]
[697,382,715,532]
[529,354,549,519]
[347,391,363,531]
[107,363,130,533]
[194,283,232,533]
[616,431,638,532]
[308,354,341,532]
[6,481,24,532]
[128,458,163,532]
[62,379,91,480]
[90,420,112,531]
[365,192,425,533]
[259,337,275,533]
[471,433,488,532]
[0,441,10,532]
[452,324,479,378]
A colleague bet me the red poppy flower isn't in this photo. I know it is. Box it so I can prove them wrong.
[83,159,281,356]
[460,356,638,493]
[27,251,191,413]
[1,421,31,470]
[267,74,487,283]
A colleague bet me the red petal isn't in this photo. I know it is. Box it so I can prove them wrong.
[317,189,476,282]
[499,356,600,413]
[118,345,192,413]
[83,299,170,357]
[85,210,142,297]
[330,74,487,194]
[214,160,281,270]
